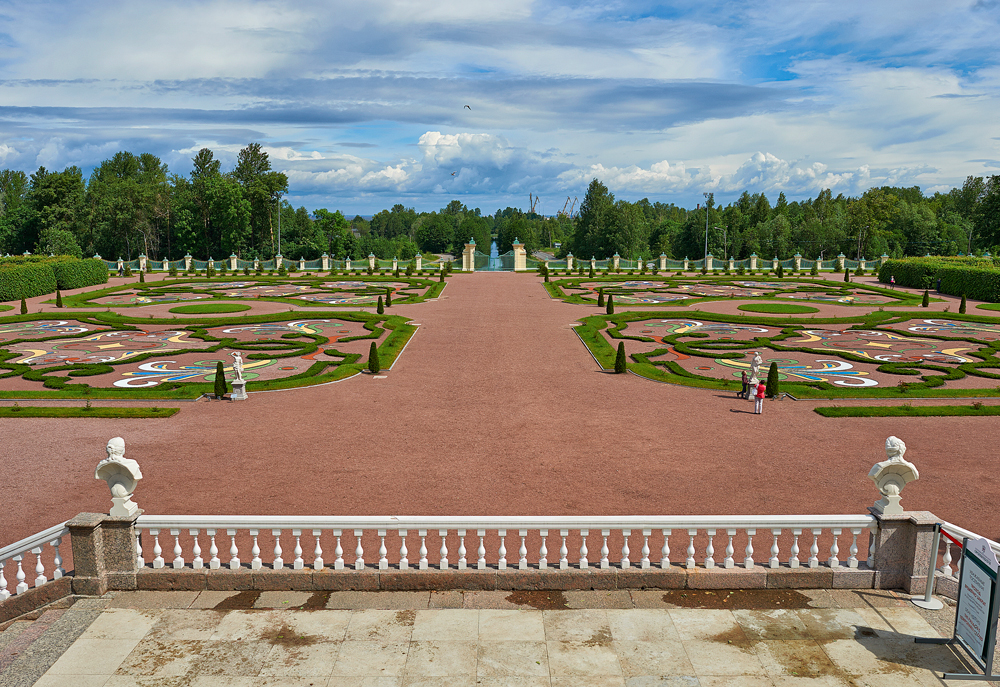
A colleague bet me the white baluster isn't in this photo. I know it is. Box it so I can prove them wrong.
[136,532,144,569]
[52,538,64,579]
[419,530,428,570]
[152,530,164,569]
[955,553,963,581]
[228,529,240,570]
[848,528,861,569]
[208,530,220,570]
[171,529,184,569]
[32,547,45,587]
[334,530,344,570]
[518,530,528,570]
[398,530,408,570]
[808,529,821,569]
[704,530,715,569]
[0,561,8,600]
[686,530,697,569]
[789,529,801,568]
[828,528,841,568]
[354,530,365,570]
[293,530,304,570]
[250,530,262,570]
[601,530,611,569]
[724,529,735,569]
[272,530,284,570]
[313,529,324,570]
[939,541,953,576]
[14,556,27,594]
[641,529,651,569]
[744,529,756,569]
[439,530,449,569]
[769,529,781,569]
[378,530,388,571]
[660,529,671,569]
[539,530,548,570]
[621,529,632,569]
[457,530,467,570]
[579,529,589,569]
[477,529,486,570]
[191,530,203,570]
[498,529,507,570]
[868,524,877,564]
[560,530,569,570]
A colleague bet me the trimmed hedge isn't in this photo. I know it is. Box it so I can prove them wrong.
[0,256,108,301]
[878,258,1000,302]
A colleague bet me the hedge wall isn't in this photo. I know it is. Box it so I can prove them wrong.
[0,256,108,302]
[878,258,1000,302]
[0,263,58,301]
[51,258,109,290]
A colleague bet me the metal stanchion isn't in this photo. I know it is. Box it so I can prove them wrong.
[912,522,944,610]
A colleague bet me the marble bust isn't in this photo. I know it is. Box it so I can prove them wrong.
[95,437,143,517]
[868,436,919,515]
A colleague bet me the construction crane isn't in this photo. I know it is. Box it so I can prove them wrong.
[529,193,540,214]
[569,196,578,218]
[558,196,579,219]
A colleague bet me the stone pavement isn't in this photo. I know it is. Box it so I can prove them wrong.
[4,589,995,686]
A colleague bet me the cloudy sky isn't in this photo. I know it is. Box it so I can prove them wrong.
[0,0,998,214]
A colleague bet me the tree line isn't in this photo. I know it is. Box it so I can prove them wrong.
[0,145,998,262]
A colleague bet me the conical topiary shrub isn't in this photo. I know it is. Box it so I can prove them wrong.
[844,270,850,283]
[922,289,929,307]
[377,295,384,314]
[606,294,614,315]
[385,288,392,307]
[598,290,605,307]
[765,361,780,398]
[439,269,445,282]
[615,341,627,373]
[20,297,27,315]
[368,341,380,373]
[139,269,145,283]
[56,290,63,308]
[776,263,784,279]
[214,361,227,399]
[810,261,819,276]
[960,293,967,314]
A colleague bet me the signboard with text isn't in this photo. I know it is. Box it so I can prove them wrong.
[955,538,1000,671]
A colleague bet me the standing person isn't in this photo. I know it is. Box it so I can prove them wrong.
[754,380,766,414]
[117,264,124,278]
[739,371,749,399]
[936,277,941,293]
[889,275,895,290]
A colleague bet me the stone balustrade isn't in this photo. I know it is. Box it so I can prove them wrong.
[0,522,68,600]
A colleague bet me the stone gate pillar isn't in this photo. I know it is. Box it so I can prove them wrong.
[749,253,758,271]
[512,239,526,271]
[415,255,422,271]
[463,239,476,272]
[566,254,574,271]
[772,257,779,272]
[859,258,867,272]
[346,258,352,271]
[612,253,620,271]
[392,257,398,272]
[230,254,238,271]
[728,257,735,271]
[254,258,260,272]
[793,253,802,272]
[837,253,845,272]
[368,253,376,270]
[659,253,667,271]
[683,257,689,271]
[184,254,192,271]
[117,257,124,273]
[138,254,147,272]
[321,253,330,271]
[590,257,597,272]
[705,254,714,271]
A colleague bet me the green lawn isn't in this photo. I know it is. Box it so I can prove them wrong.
[737,303,820,314]
[0,304,11,312]
[976,303,1000,312]
[168,302,252,314]
[0,405,180,418]
[814,404,1000,417]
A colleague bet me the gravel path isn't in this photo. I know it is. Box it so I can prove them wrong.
[2,273,998,548]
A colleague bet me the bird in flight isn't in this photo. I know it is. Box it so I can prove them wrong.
[464,105,471,110]
[451,172,457,176]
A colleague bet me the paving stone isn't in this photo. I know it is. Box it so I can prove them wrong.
[478,609,545,641]
[410,609,478,641]
[546,639,623,676]
[733,608,812,640]
[105,591,199,609]
[565,590,633,608]
[476,640,549,676]
[427,591,463,609]
[326,592,429,610]
[607,609,680,642]
[402,640,477,677]
[614,639,692,677]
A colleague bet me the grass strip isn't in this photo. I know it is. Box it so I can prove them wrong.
[0,405,179,418]
[737,303,819,314]
[814,404,1000,417]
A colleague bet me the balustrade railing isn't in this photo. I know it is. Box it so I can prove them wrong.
[0,522,69,600]
[935,522,1000,580]
[134,515,873,573]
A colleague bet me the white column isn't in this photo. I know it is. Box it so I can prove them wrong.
[744,529,756,569]
[208,530,220,570]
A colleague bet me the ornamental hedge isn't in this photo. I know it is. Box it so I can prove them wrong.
[0,256,108,302]
[878,258,1000,303]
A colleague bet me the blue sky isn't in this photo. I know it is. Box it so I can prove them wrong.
[0,0,998,214]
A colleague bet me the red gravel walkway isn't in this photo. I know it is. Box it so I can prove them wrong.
[1,273,998,547]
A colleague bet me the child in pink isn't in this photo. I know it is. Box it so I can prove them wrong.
[754,381,766,414]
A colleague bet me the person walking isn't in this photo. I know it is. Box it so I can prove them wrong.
[754,380,766,414]
[889,275,895,290]
[739,370,749,399]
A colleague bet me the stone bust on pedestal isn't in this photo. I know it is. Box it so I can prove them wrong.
[95,437,143,517]
[868,435,919,515]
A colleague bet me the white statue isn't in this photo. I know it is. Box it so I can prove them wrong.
[231,351,244,381]
[95,437,143,517]
[748,351,763,385]
[868,436,919,515]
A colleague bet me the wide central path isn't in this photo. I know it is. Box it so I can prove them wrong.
[3,273,999,545]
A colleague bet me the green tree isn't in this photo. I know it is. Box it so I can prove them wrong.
[922,289,929,307]
[606,294,614,315]
[20,297,26,314]
[234,143,288,257]
[377,295,384,314]
[55,289,63,307]
[214,361,227,399]
[960,293,967,314]
[368,341,380,373]
[615,341,627,373]
[765,362,780,398]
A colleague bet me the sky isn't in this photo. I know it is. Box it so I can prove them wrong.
[0,0,998,215]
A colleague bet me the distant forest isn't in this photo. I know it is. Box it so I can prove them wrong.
[1,144,998,262]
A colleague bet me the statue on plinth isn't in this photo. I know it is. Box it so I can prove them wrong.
[231,351,244,381]
[868,435,919,515]
[95,437,143,517]
[748,351,763,385]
